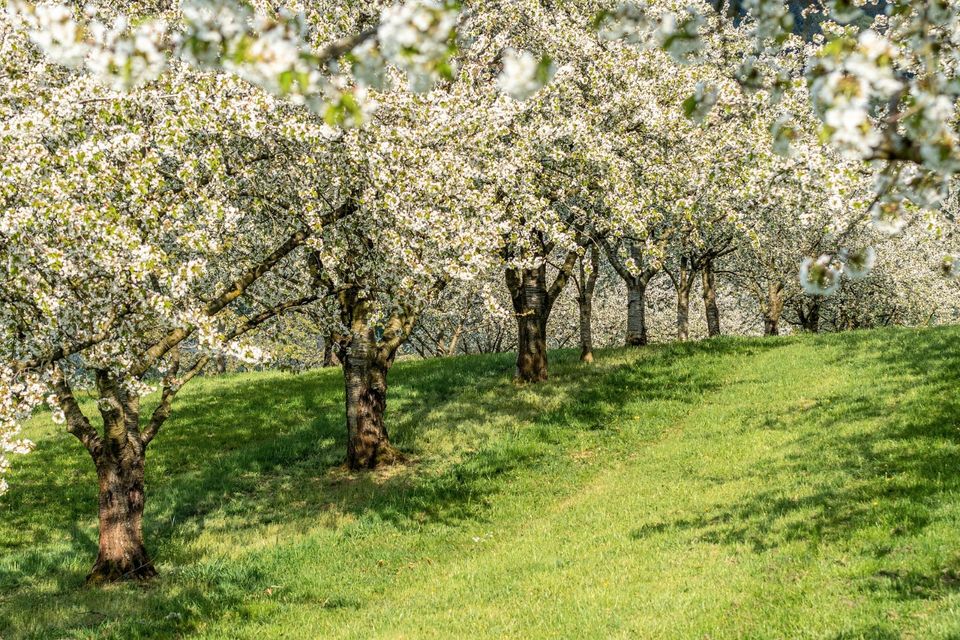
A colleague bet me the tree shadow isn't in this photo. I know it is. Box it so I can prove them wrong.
[0,333,814,638]
[629,327,960,606]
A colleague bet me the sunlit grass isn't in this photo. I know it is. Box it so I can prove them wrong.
[3,327,960,638]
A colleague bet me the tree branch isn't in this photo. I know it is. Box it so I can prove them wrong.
[50,366,102,458]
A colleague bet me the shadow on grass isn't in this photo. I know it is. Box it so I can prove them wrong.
[0,334,798,638]
[630,327,960,605]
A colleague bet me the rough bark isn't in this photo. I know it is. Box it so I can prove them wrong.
[675,257,694,342]
[337,291,414,469]
[505,247,579,382]
[702,260,721,337]
[86,372,155,584]
[763,282,785,336]
[89,443,155,583]
[625,280,649,346]
[515,311,549,382]
[343,335,398,469]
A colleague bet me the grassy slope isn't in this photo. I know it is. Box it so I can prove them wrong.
[3,327,960,638]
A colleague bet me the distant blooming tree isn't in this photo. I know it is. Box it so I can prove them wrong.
[595,0,960,293]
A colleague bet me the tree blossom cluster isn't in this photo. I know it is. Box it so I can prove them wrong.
[2,0,960,584]
[595,0,960,295]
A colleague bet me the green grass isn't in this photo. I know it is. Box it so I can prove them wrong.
[3,326,960,638]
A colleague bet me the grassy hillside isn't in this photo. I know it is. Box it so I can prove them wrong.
[3,327,960,638]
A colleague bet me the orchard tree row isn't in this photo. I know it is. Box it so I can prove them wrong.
[2,0,959,583]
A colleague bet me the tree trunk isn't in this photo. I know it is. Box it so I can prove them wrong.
[342,331,399,469]
[445,323,464,357]
[625,280,648,346]
[505,246,579,382]
[323,335,340,367]
[799,299,821,333]
[88,445,155,583]
[515,312,549,381]
[86,375,155,584]
[508,265,551,382]
[702,260,721,337]
[677,287,690,342]
[675,257,693,342]
[577,247,599,363]
[578,297,594,363]
[763,282,785,336]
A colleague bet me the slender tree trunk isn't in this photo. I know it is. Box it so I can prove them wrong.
[322,334,341,367]
[677,287,690,341]
[445,323,464,357]
[214,355,227,374]
[578,297,594,363]
[675,258,693,342]
[342,333,398,469]
[702,260,721,337]
[763,282,785,336]
[625,279,648,346]
[577,247,599,363]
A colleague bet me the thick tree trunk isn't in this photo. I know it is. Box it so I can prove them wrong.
[702,261,721,337]
[763,282,785,336]
[86,376,156,584]
[508,266,551,382]
[625,280,648,347]
[343,333,398,469]
[515,313,549,381]
[88,445,155,583]
[504,246,579,382]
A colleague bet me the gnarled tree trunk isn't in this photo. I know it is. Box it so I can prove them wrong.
[337,291,416,469]
[702,259,721,337]
[90,441,155,583]
[87,372,156,584]
[343,334,398,469]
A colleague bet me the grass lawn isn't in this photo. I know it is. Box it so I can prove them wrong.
[3,326,960,638]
